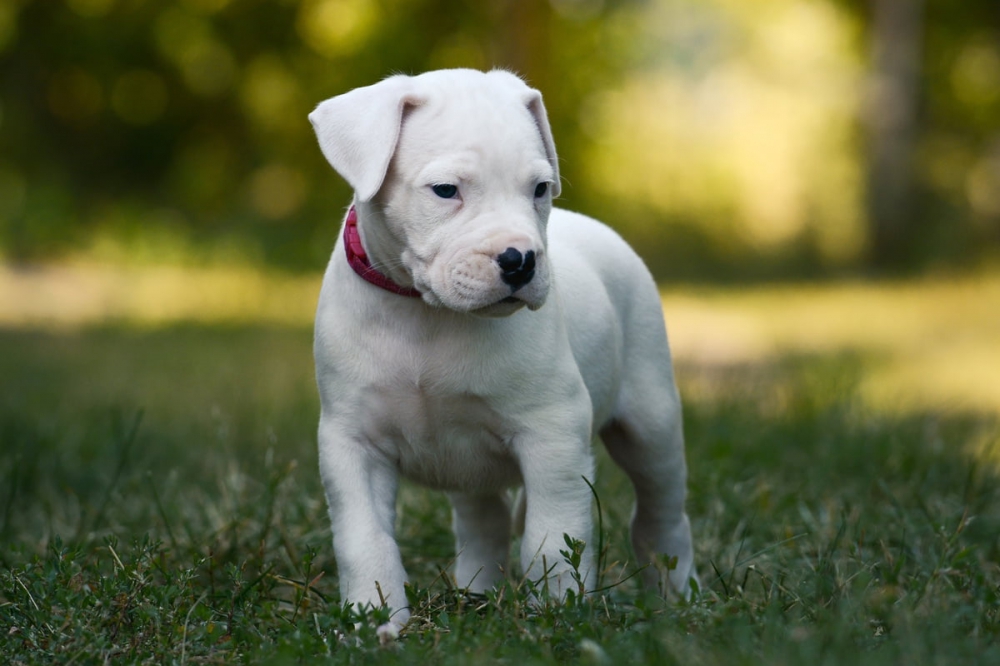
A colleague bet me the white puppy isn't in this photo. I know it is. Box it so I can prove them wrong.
[309,69,696,636]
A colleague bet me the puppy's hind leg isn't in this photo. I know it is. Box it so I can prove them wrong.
[600,384,697,598]
[447,491,512,593]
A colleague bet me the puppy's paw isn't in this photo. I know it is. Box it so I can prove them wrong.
[376,620,402,644]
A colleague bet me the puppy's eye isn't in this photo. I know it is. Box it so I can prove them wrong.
[432,184,458,199]
[534,182,549,198]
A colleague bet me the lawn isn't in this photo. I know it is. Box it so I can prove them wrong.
[1,266,998,664]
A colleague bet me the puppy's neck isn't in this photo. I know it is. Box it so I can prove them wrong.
[348,203,421,297]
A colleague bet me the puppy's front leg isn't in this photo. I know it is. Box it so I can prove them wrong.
[318,418,409,634]
[515,427,596,599]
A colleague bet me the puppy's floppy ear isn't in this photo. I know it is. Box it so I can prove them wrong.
[523,91,561,198]
[309,75,424,202]
[485,70,561,198]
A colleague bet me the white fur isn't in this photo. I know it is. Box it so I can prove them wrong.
[309,69,697,635]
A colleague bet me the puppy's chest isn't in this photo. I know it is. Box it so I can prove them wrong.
[357,373,522,491]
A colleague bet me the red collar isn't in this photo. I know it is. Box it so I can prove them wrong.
[343,206,422,298]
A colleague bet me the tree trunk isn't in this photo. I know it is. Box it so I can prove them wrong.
[865,0,924,268]
[488,0,552,89]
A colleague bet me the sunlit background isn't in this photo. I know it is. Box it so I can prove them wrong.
[1,0,999,418]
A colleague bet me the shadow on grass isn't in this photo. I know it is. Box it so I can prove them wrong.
[0,326,998,663]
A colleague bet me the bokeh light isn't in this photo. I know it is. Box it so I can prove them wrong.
[154,6,236,97]
[582,0,865,263]
[247,164,308,220]
[296,0,380,58]
[47,67,104,127]
[111,69,168,125]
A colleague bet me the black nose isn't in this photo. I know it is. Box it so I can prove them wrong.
[497,247,536,290]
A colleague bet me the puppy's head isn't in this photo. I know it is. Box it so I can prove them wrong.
[309,69,560,317]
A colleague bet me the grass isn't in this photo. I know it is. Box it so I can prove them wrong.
[1,269,998,664]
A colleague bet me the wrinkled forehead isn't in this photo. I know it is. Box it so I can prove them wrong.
[396,86,548,171]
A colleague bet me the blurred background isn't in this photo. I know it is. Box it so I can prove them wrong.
[0,0,998,420]
[0,0,1000,632]
[0,0,997,281]
[1,6,998,652]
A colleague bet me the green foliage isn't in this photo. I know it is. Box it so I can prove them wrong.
[0,0,633,272]
[1,324,998,663]
[0,1,997,277]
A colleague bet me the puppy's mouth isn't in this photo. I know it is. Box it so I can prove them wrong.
[471,296,528,318]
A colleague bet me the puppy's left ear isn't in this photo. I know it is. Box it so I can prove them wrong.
[523,90,561,198]
[309,75,423,202]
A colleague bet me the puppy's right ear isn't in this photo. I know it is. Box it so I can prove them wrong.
[309,75,423,202]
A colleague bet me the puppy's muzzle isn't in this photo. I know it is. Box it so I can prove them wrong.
[497,247,536,292]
